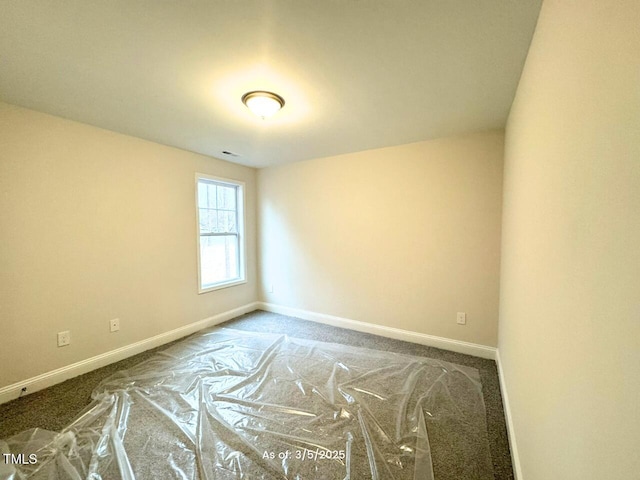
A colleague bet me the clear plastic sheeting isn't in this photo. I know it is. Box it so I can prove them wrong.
[0,328,494,479]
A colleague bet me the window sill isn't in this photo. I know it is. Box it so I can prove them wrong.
[199,278,247,294]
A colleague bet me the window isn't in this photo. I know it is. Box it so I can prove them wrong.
[196,174,246,292]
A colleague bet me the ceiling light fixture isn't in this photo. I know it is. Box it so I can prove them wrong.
[241,90,285,119]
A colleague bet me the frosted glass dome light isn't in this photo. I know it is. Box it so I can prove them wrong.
[241,91,285,119]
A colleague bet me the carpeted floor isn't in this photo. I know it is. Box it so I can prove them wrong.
[0,310,513,479]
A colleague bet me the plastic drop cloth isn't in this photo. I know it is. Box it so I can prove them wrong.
[0,327,494,480]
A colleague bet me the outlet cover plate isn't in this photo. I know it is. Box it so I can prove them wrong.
[57,331,71,347]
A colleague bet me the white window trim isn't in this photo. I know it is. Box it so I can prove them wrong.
[195,173,247,294]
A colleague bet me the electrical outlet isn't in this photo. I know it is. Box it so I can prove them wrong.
[456,312,467,325]
[110,318,120,332]
[268,284,274,293]
[57,331,71,347]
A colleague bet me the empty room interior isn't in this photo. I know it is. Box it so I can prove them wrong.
[0,1,638,479]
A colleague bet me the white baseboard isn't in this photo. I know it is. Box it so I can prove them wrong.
[0,302,259,405]
[496,349,522,480]
[257,302,497,360]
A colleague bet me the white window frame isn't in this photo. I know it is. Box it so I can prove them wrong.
[195,173,247,293]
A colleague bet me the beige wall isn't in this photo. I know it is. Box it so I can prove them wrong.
[258,132,504,346]
[0,103,257,388]
[499,0,640,478]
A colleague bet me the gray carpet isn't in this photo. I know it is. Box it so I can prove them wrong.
[0,310,513,479]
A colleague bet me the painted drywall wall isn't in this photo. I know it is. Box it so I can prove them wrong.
[0,102,257,389]
[258,132,504,347]
[499,0,640,478]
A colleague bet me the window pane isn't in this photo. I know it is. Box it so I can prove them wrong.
[200,235,239,287]
[198,181,219,208]
[199,208,218,233]
[213,185,234,210]
[226,211,237,232]
[197,182,208,208]
[216,185,224,209]
[216,210,237,233]
[223,186,236,210]
[211,184,219,208]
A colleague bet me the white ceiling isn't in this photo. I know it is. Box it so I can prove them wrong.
[0,1,541,168]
